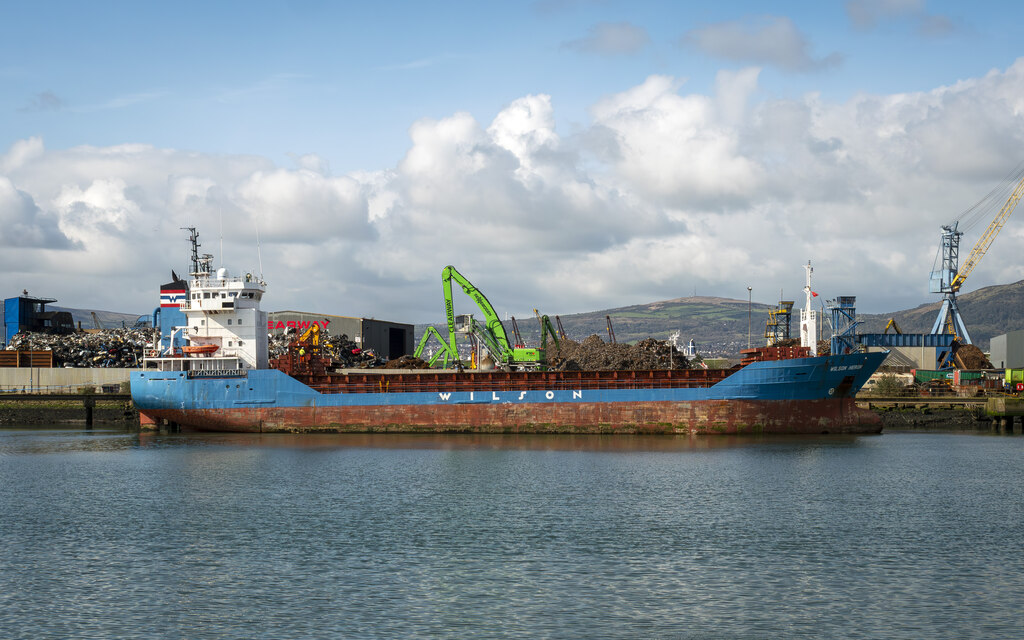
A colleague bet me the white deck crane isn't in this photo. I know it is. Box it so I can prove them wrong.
[930,163,1024,344]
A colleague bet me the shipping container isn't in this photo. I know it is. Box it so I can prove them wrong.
[913,369,954,384]
[0,350,53,368]
[953,370,983,385]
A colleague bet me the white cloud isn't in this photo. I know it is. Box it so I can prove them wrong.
[683,16,842,72]
[236,169,372,242]
[846,0,923,28]
[563,22,651,55]
[845,0,956,37]
[918,13,955,37]
[0,176,77,249]
[54,178,142,239]
[4,58,1024,320]
[1,136,45,172]
[715,67,762,127]
[487,94,559,176]
[589,75,763,206]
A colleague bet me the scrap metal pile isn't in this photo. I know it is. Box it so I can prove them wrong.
[5,327,689,371]
[545,335,691,371]
[383,355,432,369]
[268,329,386,369]
[952,342,991,369]
[3,329,151,367]
[390,335,691,371]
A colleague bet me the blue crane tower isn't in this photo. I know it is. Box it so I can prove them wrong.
[929,163,1024,344]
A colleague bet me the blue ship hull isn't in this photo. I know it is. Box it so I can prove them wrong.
[131,351,888,434]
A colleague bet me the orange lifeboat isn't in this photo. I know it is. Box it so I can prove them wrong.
[182,344,220,356]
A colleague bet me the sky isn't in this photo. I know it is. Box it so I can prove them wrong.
[3,0,1024,325]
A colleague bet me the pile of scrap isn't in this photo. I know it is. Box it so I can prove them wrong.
[383,355,431,370]
[546,335,690,371]
[3,329,151,367]
[372,335,692,371]
[268,329,386,369]
[952,342,992,369]
[268,331,298,359]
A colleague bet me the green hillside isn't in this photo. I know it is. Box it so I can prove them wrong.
[535,296,774,356]
[418,296,776,358]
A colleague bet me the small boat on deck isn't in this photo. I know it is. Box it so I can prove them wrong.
[181,344,219,356]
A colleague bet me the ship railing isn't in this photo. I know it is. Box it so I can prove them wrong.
[191,274,265,288]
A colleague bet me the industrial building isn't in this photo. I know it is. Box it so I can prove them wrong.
[268,311,414,360]
[3,294,74,345]
[857,333,957,370]
[990,330,1024,369]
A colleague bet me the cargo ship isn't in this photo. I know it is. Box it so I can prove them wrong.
[130,245,887,435]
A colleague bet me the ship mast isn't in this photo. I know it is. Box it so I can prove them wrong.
[182,226,199,275]
[800,261,818,356]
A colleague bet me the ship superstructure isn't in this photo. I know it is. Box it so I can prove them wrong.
[145,228,267,374]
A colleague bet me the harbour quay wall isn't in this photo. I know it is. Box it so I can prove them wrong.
[0,368,136,394]
[856,396,1024,432]
[0,394,136,426]
[0,369,138,426]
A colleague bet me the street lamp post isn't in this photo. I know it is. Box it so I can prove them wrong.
[747,286,752,349]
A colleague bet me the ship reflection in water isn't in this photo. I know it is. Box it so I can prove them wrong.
[1,427,1022,639]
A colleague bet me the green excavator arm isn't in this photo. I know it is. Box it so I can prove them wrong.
[413,325,460,367]
[537,313,560,351]
[440,265,545,368]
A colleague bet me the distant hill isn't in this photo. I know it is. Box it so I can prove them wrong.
[417,296,777,358]
[416,281,1024,358]
[530,296,774,356]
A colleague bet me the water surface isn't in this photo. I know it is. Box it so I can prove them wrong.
[1,428,1021,639]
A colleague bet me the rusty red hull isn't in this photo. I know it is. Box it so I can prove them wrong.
[140,397,881,435]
